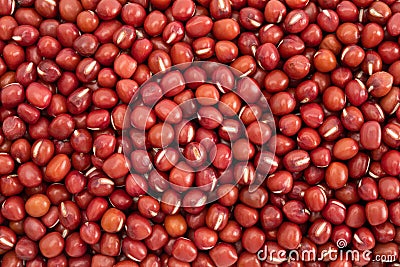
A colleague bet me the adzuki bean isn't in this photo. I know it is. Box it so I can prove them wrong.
[0,0,399,265]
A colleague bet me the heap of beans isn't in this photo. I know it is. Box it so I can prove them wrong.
[1,0,400,265]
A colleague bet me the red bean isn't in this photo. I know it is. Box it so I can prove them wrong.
[39,232,64,258]
[382,150,400,176]
[1,0,400,264]
[367,71,394,97]
[323,86,346,111]
[122,237,147,261]
[0,226,17,251]
[360,121,382,150]
[101,207,126,233]
[379,176,400,200]
[283,200,310,224]
[209,243,238,267]
[172,237,197,262]
[358,177,378,201]
[304,186,327,212]
[321,199,346,225]
[234,203,259,228]
[353,227,375,251]
[284,10,309,33]
[45,154,71,182]
[124,213,150,241]
[213,19,239,41]
[277,222,302,249]
[255,43,280,70]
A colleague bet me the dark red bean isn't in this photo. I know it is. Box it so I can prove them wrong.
[283,10,309,33]
[255,43,280,70]
[283,200,310,224]
[39,232,64,258]
[381,150,400,176]
[277,222,302,249]
[304,186,327,212]
[308,219,332,245]
[360,121,382,150]
[264,0,286,23]
[210,243,238,267]
[1,0,400,264]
